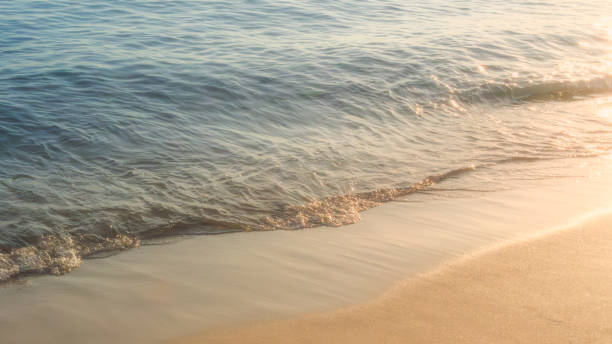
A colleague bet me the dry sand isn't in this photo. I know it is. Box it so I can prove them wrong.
[172,211,612,344]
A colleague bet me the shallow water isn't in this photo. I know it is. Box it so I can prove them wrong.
[1,0,612,280]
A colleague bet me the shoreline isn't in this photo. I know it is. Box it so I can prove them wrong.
[172,210,612,344]
[1,158,611,343]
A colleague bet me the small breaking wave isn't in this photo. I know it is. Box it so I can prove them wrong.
[458,75,612,105]
[261,166,477,229]
[0,234,139,282]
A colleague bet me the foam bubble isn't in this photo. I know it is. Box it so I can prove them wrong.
[0,234,139,282]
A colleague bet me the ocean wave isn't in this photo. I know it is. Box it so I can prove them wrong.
[458,75,612,105]
[0,234,138,282]
[261,166,478,229]
[2,0,612,284]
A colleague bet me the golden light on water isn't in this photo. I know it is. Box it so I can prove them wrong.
[593,96,612,116]
[597,106,612,119]
[593,18,612,44]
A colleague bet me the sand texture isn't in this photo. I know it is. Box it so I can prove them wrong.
[173,212,612,344]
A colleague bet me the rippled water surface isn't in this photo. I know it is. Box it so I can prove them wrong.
[1,0,612,280]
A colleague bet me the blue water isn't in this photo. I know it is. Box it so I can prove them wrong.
[1,0,612,280]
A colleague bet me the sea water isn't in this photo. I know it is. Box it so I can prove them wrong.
[1,0,611,280]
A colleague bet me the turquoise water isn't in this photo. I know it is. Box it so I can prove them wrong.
[1,0,612,280]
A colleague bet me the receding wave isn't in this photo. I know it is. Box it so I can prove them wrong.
[3,150,610,283]
[0,166,478,283]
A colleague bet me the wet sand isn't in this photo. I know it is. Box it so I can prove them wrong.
[172,211,612,344]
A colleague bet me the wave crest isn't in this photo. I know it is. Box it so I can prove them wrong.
[261,166,477,229]
[460,75,612,104]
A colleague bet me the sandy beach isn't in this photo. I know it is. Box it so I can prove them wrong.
[3,1,612,343]
[172,210,612,344]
